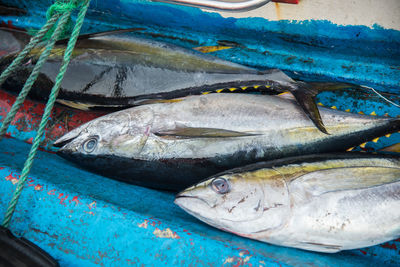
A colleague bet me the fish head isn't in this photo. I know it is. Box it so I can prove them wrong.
[54,107,154,159]
[175,168,291,235]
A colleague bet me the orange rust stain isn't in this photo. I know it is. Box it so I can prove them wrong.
[34,184,43,191]
[87,201,97,209]
[69,196,81,205]
[58,193,68,206]
[153,228,180,239]
[275,3,282,20]
[5,172,19,184]
[48,189,56,195]
[138,220,149,229]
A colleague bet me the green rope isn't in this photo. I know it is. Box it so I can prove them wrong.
[0,12,70,140]
[1,0,91,228]
[0,14,60,89]
[45,0,82,40]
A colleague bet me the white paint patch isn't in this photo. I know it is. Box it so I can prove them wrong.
[206,0,400,30]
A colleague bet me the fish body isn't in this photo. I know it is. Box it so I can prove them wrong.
[54,93,400,190]
[175,153,400,252]
[0,28,294,106]
[0,28,356,133]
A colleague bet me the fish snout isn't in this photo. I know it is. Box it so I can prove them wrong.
[175,189,216,211]
[53,131,80,148]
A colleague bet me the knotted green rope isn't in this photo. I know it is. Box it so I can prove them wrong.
[45,0,82,40]
[1,0,91,228]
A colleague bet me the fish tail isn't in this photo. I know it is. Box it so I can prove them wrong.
[0,28,31,57]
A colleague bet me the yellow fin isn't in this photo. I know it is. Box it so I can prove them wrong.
[345,109,350,112]
[370,111,377,116]
[317,102,324,106]
[380,143,400,153]
[253,85,260,89]
[201,91,211,95]
[215,89,224,93]
[346,147,355,151]
[56,99,103,111]
[138,98,183,105]
[372,137,380,143]
[229,88,238,92]
[358,111,364,115]
[385,133,392,138]
[331,106,337,110]
[241,86,248,90]
[193,45,232,53]
[359,142,367,148]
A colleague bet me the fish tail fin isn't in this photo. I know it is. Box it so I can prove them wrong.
[290,81,359,135]
[0,27,31,56]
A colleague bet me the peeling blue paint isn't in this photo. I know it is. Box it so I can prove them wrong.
[1,0,399,92]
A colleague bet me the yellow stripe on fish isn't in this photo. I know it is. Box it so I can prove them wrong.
[193,45,233,53]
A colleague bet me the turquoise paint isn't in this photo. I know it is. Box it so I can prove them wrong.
[1,0,399,92]
[0,138,399,266]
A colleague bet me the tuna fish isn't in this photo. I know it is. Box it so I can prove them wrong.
[54,93,400,191]
[175,153,400,253]
[0,28,356,133]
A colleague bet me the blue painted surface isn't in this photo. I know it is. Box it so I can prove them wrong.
[1,0,399,92]
[0,137,399,266]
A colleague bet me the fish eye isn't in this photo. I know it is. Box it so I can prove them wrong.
[82,137,98,153]
[211,178,230,194]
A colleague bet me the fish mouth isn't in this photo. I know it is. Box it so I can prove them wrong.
[53,132,80,148]
[174,194,215,208]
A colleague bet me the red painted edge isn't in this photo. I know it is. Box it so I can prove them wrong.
[272,0,299,4]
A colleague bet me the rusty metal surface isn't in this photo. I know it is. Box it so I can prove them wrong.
[0,90,104,150]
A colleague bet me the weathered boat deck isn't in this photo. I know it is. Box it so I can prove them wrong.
[0,0,399,265]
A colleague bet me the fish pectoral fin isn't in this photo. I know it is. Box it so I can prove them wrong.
[300,241,342,253]
[55,28,145,45]
[136,98,184,105]
[193,45,233,53]
[155,126,257,138]
[56,99,127,111]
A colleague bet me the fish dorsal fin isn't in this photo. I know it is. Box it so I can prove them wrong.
[55,28,145,45]
[289,81,358,135]
[155,125,257,138]
[290,166,400,199]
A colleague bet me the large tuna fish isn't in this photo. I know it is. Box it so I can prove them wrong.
[0,28,355,133]
[175,153,400,253]
[54,93,400,191]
